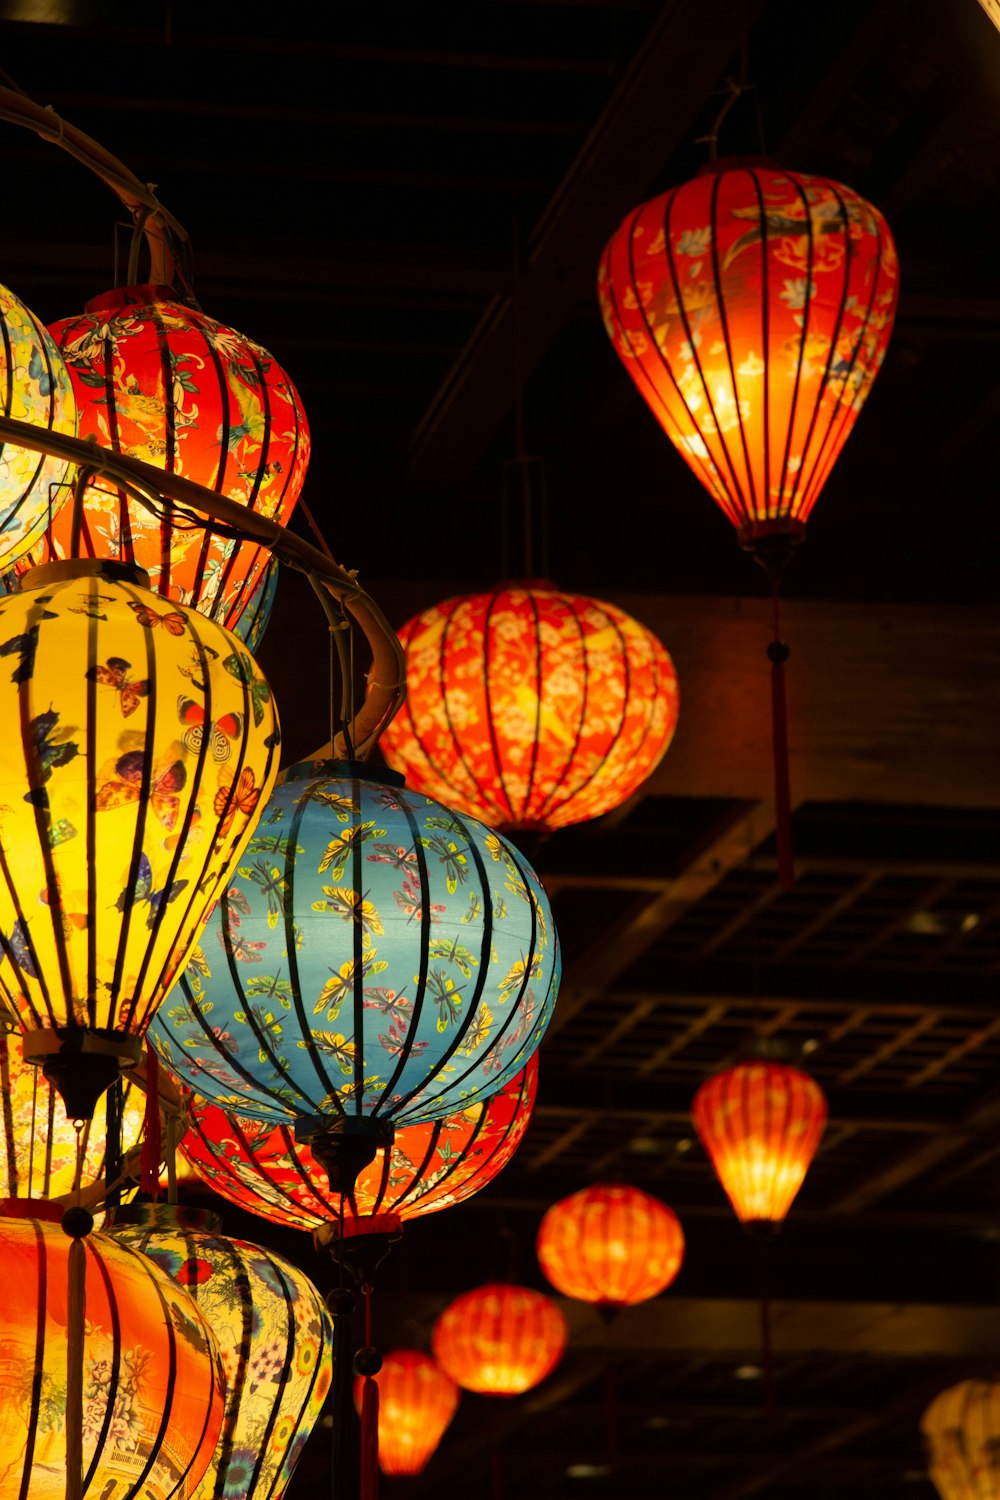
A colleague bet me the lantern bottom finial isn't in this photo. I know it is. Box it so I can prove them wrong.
[22,1027,142,1120]
[296,1114,395,1200]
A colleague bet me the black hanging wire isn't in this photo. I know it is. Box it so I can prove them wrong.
[309,575,356,762]
[695,0,766,160]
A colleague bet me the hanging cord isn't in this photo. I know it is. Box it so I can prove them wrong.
[695,0,767,160]
[309,575,357,761]
[752,1228,776,1415]
[355,1284,382,1500]
[604,1361,621,1476]
[104,1076,124,1215]
[63,1121,94,1500]
[327,1193,357,1500]
[767,583,795,891]
[139,1042,161,1198]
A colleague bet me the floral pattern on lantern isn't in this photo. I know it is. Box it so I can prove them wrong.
[0,1202,224,1499]
[691,1058,827,1224]
[536,1183,685,1307]
[110,1203,333,1500]
[0,561,280,1066]
[178,1055,537,1230]
[353,1349,459,1476]
[149,762,559,1128]
[379,584,679,832]
[432,1282,567,1396]
[21,284,309,631]
[922,1380,1000,1500]
[0,281,77,567]
[599,163,898,544]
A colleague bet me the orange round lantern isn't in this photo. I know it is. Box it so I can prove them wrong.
[432,1282,567,1396]
[536,1182,684,1307]
[379,583,679,833]
[353,1349,459,1476]
[599,160,898,549]
[691,1058,827,1224]
[23,284,310,630]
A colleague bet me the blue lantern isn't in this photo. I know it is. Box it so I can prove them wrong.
[149,761,559,1187]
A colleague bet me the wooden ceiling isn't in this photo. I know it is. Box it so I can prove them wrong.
[0,0,998,1495]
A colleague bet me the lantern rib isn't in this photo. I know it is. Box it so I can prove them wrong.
[133,1253,182,1497]
[529,594,589,828]
[387,1120,444,1215]
[350,786,369,1114]
[416,603,499,823]
[482,590,518,825]
[774,174,815,523]
[709,168,760,526]
[23,1217,46,1484]
[85,1243,124,1493]
[282,790,342,1113]
[522,588,544,822]
[83,601,100,1023]
[757,169,774,524]
[0,844,46,1026]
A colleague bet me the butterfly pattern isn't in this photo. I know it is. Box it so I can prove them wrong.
[95,749,187,830]
[115,852,189,929]
[177,696,244,761]
[87,656,150,717]
[128,600,187,635]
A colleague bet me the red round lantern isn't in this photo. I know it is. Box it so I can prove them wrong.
[432,1282,567,1396]
[379,583,679,832]
[536,1183,685,1307]
[23,284,310,630]
[177,1056,536,1231]
[353,1349,459,1476]
[691,1058,827,1224]
[599,160,898,548]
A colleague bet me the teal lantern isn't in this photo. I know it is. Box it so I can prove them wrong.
[149,761,558,1188]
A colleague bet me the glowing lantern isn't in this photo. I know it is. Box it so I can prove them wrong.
[23,284,309,631]
[0,558,280,1118]
[0,1200,225,1499]
[536,1182,685,1307]
[109,1203,334,1500]
[599,161,898,549]
[922,1380,1000,1500]
[178,1054,538,1231]
[379,584,678,832]
[353,1349,459,1476]
[691,1058,827,1224]
[0,281,77,566]
[978,1,1000,35]
[0,1028,145,1200]
[148,761,558,1182]
[432,1282,567,1396]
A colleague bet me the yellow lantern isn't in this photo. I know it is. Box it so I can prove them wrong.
[0,557,280,1118]
[923,1380,1000,1500]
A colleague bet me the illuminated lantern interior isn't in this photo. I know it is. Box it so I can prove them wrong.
[691,1058,827,1224]
[537,1182,685,1307]
[922,1379,1000,1500]
[432,1282,567,1396]
[379,584,679,833]
[353,1349,459,1476]
[599,161,898,547]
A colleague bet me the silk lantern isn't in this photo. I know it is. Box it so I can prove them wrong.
[379,584,679,832]
[0,1200,225,1500]
[0,557,280,1118]
[922,1380,1000,1500]
[537,1182,685,1307]
[110,1203,334,1500]
[22,284,309,631]
[353,1349,459,1476]
[178,1054,538,1231]
[691,1058,827,1224]
[432,1282,567,1396]
[0,280,77,566]
[148,761,558,1184]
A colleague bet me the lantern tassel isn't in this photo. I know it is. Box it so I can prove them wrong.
[767,585,794,892]
[139,1042,161,1197]
[358,1284,380,1500]
[66,1234,86,1500]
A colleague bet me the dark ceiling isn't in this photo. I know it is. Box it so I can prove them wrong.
[1,1,999,1497]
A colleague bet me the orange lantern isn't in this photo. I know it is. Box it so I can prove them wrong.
[379,583,678,833]
[23,284,309,631]
[691,1058,827,1225]
[536,1183,685,1307]
[598,161,898,550]
[432,1282,567,1396]
[353,1349,459,1476]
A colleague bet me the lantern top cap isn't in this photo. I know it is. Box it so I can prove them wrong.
[282,758,407,788]
[84,283,183,315]
[18,558,152,593]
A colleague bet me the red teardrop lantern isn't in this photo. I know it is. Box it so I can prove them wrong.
[178,1055,537,1232]
[536,1183,685,1307]
[598,161,898,548]
[431,1282,567,1396]
[23,284,310,630]
[353,1349,459,1476]
[691,1058,827,1224]
[379,583,679,833]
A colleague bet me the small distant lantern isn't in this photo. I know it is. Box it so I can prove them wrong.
[149,762,558,1191]
[110,1203,334,1500]
[379,584,678,833]
[432,1282,567,1396]
[0,558,280,1118]
[922,1379,1000,1500]
[26,284,309,631]
[691,1058,827,1224]
[0,281,77,567]
[0,1201,225,1500]
[178,1055,538,1232]
[537,1183,685,1307]
[353,1349,459,1477]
